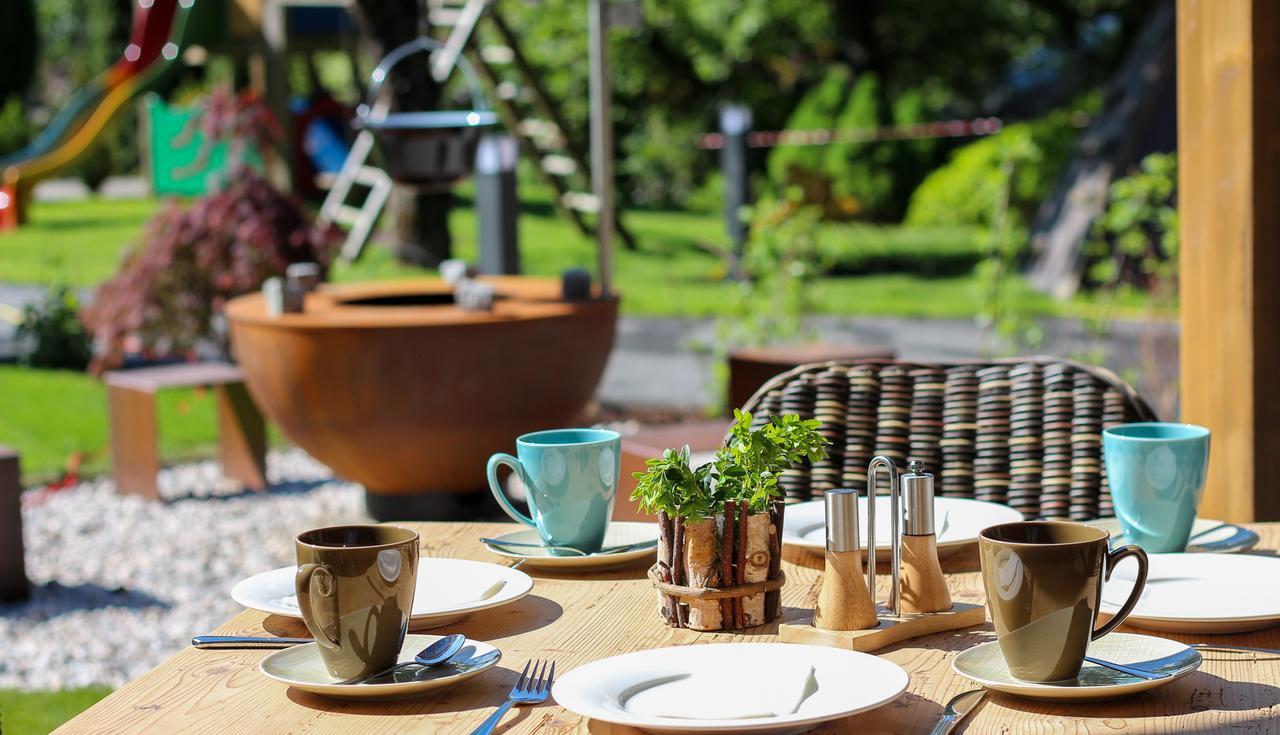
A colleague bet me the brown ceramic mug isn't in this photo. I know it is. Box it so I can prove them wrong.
[295,525,420,680]
[978,521,1148,683]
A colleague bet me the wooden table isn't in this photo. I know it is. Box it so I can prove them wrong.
[57,523,1280,734]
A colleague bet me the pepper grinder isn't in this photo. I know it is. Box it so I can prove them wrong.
[897,460,952,614]
[812,488,878,631]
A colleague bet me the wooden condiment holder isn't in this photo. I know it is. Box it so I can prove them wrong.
[780,457,985,652]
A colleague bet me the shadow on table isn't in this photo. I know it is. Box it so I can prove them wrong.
[0,581,168,619]
[284,660,558,722]
[454,595,565,638]
[521,556,654,582]
[991,670,1280,718]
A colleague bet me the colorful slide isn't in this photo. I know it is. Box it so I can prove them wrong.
[0,0,193,225]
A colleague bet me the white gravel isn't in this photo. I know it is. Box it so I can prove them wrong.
[1,449,371,690]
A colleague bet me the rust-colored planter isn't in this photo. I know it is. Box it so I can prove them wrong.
[225,277,617,497]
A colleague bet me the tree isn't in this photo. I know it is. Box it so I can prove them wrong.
[353,0,453,266]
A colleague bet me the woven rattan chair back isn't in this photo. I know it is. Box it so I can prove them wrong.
[737,357,1159,521]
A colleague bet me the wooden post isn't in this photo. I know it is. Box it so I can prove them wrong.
[108,383,161,499]
[217,383,268,492]
[1178,0,1280,521]
[0,446,29,601]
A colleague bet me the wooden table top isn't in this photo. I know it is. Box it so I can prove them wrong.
[56,522,1280,734]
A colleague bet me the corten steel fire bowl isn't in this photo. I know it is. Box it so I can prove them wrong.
[225,277,618,507]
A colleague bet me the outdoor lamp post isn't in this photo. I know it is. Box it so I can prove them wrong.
[588,0,614,298]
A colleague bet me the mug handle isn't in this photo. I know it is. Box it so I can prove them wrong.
[1092,544,1149,640]
[487,453,537,528]
[296,563,341,651]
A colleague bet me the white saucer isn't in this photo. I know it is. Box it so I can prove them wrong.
[231,558,533,629]
[1099,552,1280,634]
[1090,517,1260,553]
[782,496,1023,557]
[482,521,658,570]
[953,633,1200,702]
[552,643,907,733]
[260,634,500,701]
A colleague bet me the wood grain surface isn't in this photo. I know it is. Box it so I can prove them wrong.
[56,523,1280,734]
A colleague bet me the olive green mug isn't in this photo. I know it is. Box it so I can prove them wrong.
[978,521,1148,683]
[295,525,420,680]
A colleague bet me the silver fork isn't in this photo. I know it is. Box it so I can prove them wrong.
[469,659,555,735]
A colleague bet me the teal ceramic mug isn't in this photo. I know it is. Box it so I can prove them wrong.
[487,428,620,553]
[1103,422,1210,553]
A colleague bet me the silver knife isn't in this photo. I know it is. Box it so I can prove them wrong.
[930,689,986,735]
[192,635,312,649]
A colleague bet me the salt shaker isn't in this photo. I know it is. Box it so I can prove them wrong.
[813,488,879,631]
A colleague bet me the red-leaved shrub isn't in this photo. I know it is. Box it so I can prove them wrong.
[83,169,341,370]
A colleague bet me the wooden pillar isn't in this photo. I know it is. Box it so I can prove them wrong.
[1178,0,1280,521]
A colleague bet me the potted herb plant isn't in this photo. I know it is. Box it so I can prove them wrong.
[632,410,828,631]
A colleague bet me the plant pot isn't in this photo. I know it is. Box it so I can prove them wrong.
[650,501,786,631]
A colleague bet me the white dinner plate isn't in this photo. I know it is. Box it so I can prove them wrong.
[953,633,1200,702]
[260,634,500,701]
[1099,553,1280,634]
[1090,517,1260,554]
[552,643,908,734]
[481,521,659,570]
[231,558,533,630]
[782,496,1023,557]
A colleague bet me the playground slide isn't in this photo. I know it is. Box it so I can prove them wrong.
[1,0,191,194]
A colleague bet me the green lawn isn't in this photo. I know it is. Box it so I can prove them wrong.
[0,191,1091,319]
[0,365,226,483]
[0,687,112,735]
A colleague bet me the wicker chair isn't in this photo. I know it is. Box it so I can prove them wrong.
[738,357,1159,521]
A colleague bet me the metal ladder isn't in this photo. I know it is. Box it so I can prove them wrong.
[453,2,637,250]
[321,0,489,262]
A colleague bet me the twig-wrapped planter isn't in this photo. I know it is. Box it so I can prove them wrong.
[651,501,786,631]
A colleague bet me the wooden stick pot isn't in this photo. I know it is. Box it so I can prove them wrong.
[651,501,786,631]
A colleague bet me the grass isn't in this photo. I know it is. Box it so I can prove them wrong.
[0,365,226,483]
[0,199,158,288]
[0,687,113,735]
[0,190,1115,319]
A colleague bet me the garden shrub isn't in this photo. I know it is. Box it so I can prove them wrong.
[767,66,852,193]
[0,95,31,157]
[768,70,940,221]
[82,169,341,370]
[15,285,92,370]
[904,105,1083,240]
[1084,152,1178,294]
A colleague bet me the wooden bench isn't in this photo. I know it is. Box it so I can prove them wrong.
[104,363,267,499]
[0,445,28,601]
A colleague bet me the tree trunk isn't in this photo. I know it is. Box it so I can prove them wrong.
[353,0,452,265]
